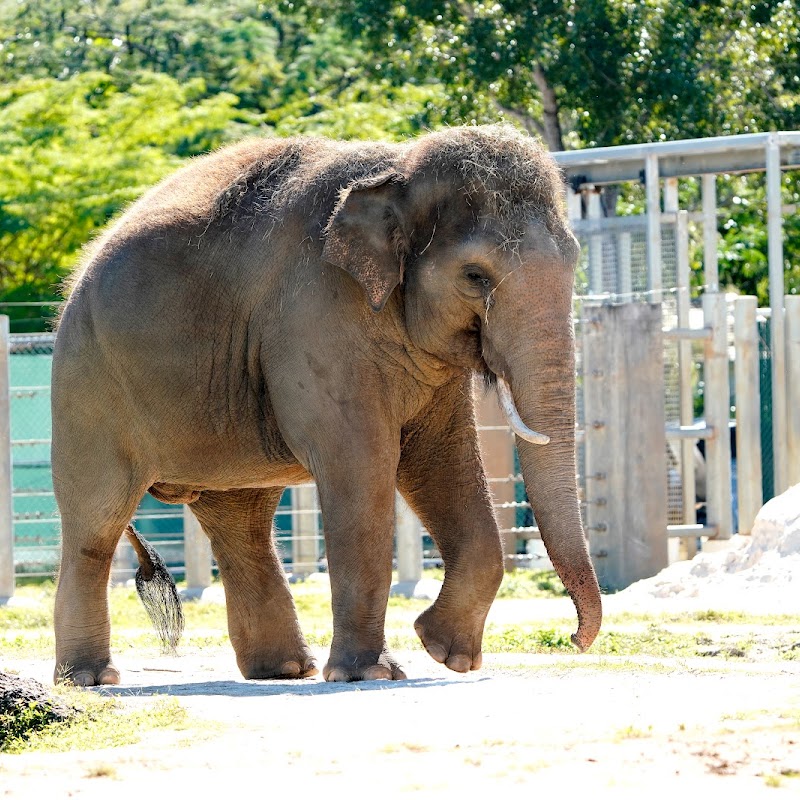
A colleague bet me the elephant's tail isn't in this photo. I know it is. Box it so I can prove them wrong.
[124,524,185,651]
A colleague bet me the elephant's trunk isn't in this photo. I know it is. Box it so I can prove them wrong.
[488,303,602,651]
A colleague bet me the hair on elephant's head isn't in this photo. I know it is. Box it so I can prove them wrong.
[323,124,602,653]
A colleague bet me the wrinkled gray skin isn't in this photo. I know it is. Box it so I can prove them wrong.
[52,125,602,686]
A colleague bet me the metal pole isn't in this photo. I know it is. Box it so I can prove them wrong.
[0,316,13,600]
[734,297,762,533]
[786,295,800,489]
[566,186,582,221]
[702,174,719,292]
[766,135,788,496]
[645,154,662,303]
[618,231,632,299]
[588,188,603,295]
[702,292,733,541]
[675,211,697,553]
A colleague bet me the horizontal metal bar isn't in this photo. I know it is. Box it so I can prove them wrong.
[667,524,718,538]
[11,439,51,447]
[499,526,541,540]
[555,131,800,186]
[662,327,713,341]
[665,424,715,440]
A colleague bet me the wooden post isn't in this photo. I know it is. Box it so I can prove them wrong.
[582,302,669,591]
[734,297,762,533]
[477,384,517,571]
[183,504,212,593]
[786,295,800,489]
[0,316,14,600]
[291,485,319,578]
[395,493,422,584]
[703,292,733,540]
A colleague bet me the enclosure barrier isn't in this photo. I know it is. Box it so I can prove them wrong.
[2,133,799,595]
[0,316,13,600]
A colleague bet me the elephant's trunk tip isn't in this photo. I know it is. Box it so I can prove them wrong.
[570,612,602,653]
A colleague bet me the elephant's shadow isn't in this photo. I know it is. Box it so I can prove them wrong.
[96,676,490,698]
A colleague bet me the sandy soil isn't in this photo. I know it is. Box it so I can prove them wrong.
[2,617,799,798]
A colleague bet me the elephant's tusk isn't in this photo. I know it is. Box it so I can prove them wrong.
[496,378,550,445]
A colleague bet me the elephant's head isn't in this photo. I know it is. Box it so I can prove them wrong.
[322,124,602,651]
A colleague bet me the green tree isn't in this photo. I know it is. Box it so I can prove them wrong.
[305,0,799,150]
[0,71,243,329]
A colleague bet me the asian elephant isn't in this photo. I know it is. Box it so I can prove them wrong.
[52,124,602,686]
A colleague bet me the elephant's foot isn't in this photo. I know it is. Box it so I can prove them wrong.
[323,647,407,682]
[54,659,121,687]
[237,642,318,680]
[414,604,485,673]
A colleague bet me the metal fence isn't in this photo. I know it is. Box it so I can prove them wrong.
[2,130,798,593]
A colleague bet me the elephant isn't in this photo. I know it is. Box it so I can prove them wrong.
[52,123,602,686]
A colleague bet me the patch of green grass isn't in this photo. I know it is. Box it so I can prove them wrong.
[484,623,705,658]
[496,570,567,599]
[2,691,198,754]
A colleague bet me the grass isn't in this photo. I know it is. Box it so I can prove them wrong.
[3,570,799,664]
[0,686,201,755]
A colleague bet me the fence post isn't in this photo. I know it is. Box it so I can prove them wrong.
[645,154,662,303]
[395,493,422,586]
[786,295,800,490]
[734,297,762,533]
[588,188,603,294]
[0,316,13,600]
[582,302,668,590]
[702,292,733,541]
[183,504,212,594]
[477,386,518,570]
[291,485,319,578]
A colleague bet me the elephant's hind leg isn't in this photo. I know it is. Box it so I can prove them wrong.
[189,488,317,679]
[53,452,149,687]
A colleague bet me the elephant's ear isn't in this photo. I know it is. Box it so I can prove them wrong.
[322,171,408,313]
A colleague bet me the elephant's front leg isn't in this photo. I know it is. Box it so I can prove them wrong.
[397,377,504,673]
[316,447,406,682]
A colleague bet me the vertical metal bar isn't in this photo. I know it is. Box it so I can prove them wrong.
[617,231,632,298]
[566,186,582,222]
[183,504,212,593]
[734,297,762,533]
[786,295,800,489]
[703,293,733,540]
[675,212,697,543]
[663,177,679,214]
[767,135,788,496]
[588,188,603,295]
[702,174,719,292]
[645,154,662,303]
[395,493,422,585]
[0,316,13,599]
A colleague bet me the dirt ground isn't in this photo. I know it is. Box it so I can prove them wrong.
[2,597,799,798]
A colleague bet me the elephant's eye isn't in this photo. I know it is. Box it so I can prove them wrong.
[464,266,491,289]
